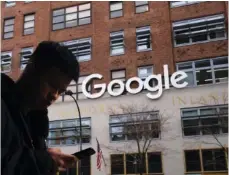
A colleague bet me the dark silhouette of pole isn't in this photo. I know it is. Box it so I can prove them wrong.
[65,90,82,175]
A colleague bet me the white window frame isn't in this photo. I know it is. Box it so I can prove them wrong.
[173,14,227,47]
[24,14,35,35]
[110,1,123,19]
[1,51,12,73]
[48,118,91,146]
[136,26,152,52]
[170,1,205,8]
[135,1,149,13]
[110,31,125,56]
[62,38,92,62]
[5,1,16,7]
[181,105,228,137]
[52,3,91,31]
[176,56,228,87]
[3,18,15,39]
[20,47,33,70]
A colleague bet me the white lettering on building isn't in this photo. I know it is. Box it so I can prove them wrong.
[82,65,188,99]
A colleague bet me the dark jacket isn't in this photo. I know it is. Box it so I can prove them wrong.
[1,73,57,175]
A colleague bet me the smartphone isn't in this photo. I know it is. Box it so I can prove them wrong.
[71,148,95,160]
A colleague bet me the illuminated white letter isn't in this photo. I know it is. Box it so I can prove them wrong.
[82,74,106,99]
[107,80,125,96]
[126,77,144,94]
[144,74,163,99]
[171,71,188,88]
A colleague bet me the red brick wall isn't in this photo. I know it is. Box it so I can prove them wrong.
[1,1,228,82]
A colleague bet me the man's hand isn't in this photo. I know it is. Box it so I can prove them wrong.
[47,148,77,172]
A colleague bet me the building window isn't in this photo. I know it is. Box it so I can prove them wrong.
[185,149,227,173]
[1,51,12,73]
[138,66,153,79]
[52,3,91,30]
[110,2,123,18]
[173,14,227,46]
[24,14,35,35]
[138,66,153,88]
[177,56,228,86]
[135,1,149,13]
[111,154,124,174]
[62,38,92,62]
[109,111,160,141]
[60,157,91,175]
[185,150,201,172]
[181,105,228,137]
[62,76,92,101]
[170,1,205,8]
[136,26,152,52]
[48,118,91,146]
[3,18,15,39]
[5,1,16,7]
[20,47,33,70]
[111,152,162,174]
[24,1,32,3]
[110,31,124,56]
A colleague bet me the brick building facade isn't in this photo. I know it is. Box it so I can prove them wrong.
[1,1,228,175]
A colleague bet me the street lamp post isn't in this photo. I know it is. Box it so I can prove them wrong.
[65,90,82,175]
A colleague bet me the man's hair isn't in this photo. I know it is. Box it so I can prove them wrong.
[29,41,79,82]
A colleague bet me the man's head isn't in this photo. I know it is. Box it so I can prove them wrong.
[17,41,79,110]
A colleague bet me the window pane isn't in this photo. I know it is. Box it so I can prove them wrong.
[66,20,77,28]
[79,3,90,11]
[135,1,148,6]
[192,34,208,42]
[202,149,227,171]
[148,152,162,173]
[66,6,77,13]
[79,10,90,18]
[79,17,91,25]
[214,68,228,83]
[177,62,193,70]
[25,15,34,21]
[66,13,77,21]
[53,15,64,23]
[201,118,220,135]
[110,10,123,18]
[53,23,64,30]
[4,32,13,39]
[4,25,14,32]
[111,155,124,174]
[110,2,122,11]
[136,5,148,13]
[24,28,34,35]
[182,110,198,117]
[195,60,211,68]
[213,57,228,66]
[24,21,34,28]
[112,70,125,79]
[183,119,200,136]
[200,108,216,115]
[209,30,225,39]
[196,69,213,85]
[5,19,14,25]
[185,150,201,172]
[176,36,190,45]
[62,120,76,127]
[53,9,64,16]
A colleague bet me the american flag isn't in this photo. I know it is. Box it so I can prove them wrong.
[96,138,102,171]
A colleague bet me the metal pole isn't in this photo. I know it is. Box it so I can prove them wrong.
[65,91,82,175]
